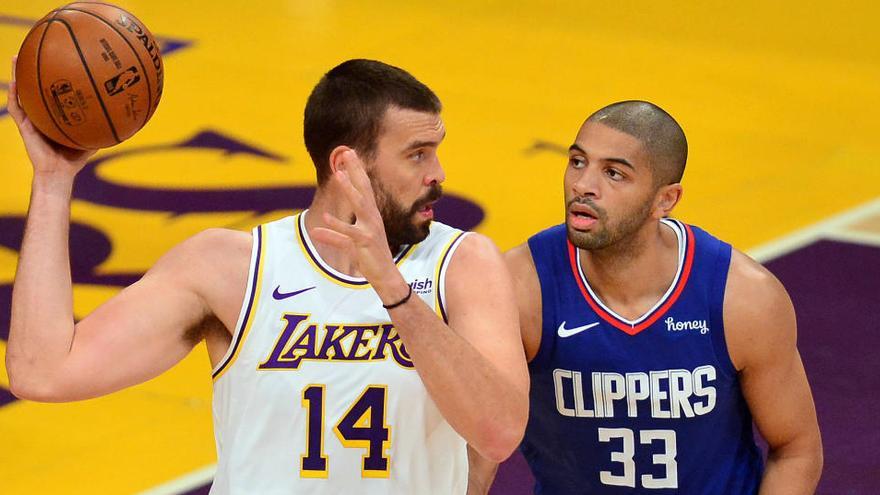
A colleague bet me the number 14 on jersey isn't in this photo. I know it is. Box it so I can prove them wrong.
[301,385,392,478]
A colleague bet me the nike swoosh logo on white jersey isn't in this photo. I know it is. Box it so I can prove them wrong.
[557,321,601,338]
[272,285,316,300]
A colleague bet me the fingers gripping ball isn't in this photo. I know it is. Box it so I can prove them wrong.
[15,3,164,150]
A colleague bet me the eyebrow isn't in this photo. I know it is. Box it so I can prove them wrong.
[404,130,446,152]
[569,143,635,170]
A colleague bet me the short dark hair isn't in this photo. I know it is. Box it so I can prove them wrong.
[304,59,442,185]
[587,100,687,185]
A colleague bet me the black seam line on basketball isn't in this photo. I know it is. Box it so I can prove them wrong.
[34,18,87,149]
[58,7,154,125]
[52,17,121,144]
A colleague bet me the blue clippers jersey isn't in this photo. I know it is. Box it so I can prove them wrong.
[521,220,763,494]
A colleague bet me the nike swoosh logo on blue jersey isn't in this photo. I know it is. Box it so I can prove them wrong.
[272,285,316,300]
[557,321,601,337]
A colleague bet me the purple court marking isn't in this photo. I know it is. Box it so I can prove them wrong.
[762,239,880,494]
[0,383,15,407]
[0,14,36,26]
[179,486,211,495]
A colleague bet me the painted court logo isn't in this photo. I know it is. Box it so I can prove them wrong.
[665,317,710,335]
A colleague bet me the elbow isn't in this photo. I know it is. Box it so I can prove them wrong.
[6,359,67,403]
[8,375,49,402]
[8,373,59,402]
[9,378,74,403]
[478,424,524,463]
[482,435,522,464]
[477,398,528,463]
[767,431,824,487]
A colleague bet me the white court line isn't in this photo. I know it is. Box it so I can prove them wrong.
[747,197,880,262]
[824,229,880,249]
[135,464,216,495]
[134,196,880,495]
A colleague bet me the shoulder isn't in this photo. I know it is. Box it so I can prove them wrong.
[725,249,790,316]
[146,228,253,287]
[504,243,539,287]
[505,242,543,361]
[724,249,797,370]
[447,232,504,270]
[443,233,514,299]
[183,227,253,252]
[158,228,252,267]
[442,233,518,324]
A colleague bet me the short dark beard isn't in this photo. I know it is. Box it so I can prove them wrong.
[373,181,443,251]
[566,195,653,252]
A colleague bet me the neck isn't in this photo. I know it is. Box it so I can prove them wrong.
[304,187,362,276]
[579,220,680,319]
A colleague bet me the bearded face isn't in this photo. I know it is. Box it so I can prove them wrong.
[566,191,654,251]
[371,177,442,250]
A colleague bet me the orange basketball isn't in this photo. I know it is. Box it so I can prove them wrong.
[15,3,164,150]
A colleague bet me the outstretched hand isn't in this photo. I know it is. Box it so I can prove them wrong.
[8,56,96,176]
[311,150,406,299]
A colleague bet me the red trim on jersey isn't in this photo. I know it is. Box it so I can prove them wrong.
[567,223,696,336]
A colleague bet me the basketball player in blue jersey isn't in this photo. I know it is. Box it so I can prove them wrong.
[474,101,823,494]
[6,58,529,494]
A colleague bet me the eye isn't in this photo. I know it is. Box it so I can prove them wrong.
[568,156,586,169]
[606,167,625,181]
[410,150,425,162]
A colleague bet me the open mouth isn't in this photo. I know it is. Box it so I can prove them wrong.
[569,204,598,229]
[416,201,435,219]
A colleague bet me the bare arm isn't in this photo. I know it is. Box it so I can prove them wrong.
[505,243,542,362]
[463,243,544,490]
[312,152,529,462]
[387,233,529,462]
[5,61,249,401]
[725,250,823,494]
[467,444,500,495]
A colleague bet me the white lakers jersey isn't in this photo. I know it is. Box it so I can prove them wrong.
[210,211,470,494]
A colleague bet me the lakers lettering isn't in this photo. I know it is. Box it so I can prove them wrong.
[259,313,414,370]
[552,365,717,419]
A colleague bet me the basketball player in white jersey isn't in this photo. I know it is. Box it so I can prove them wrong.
[6,58,529,494]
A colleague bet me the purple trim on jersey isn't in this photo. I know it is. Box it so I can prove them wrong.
[437,232,467,323]
[212,225,263,379]
[296,213,413,286]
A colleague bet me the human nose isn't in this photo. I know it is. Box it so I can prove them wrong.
[571,166,600,199]
[425,156,445,186]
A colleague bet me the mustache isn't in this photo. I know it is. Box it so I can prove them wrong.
[567,196,606,220]
[411,184,443,212]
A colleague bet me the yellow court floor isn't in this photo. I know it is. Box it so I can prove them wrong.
[0,1,878,493]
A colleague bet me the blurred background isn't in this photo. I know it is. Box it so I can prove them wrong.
[0,1,878,493]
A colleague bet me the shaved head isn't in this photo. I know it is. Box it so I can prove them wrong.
[587,101,687,185]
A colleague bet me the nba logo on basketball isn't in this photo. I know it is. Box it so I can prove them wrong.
[104,67,141,96]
